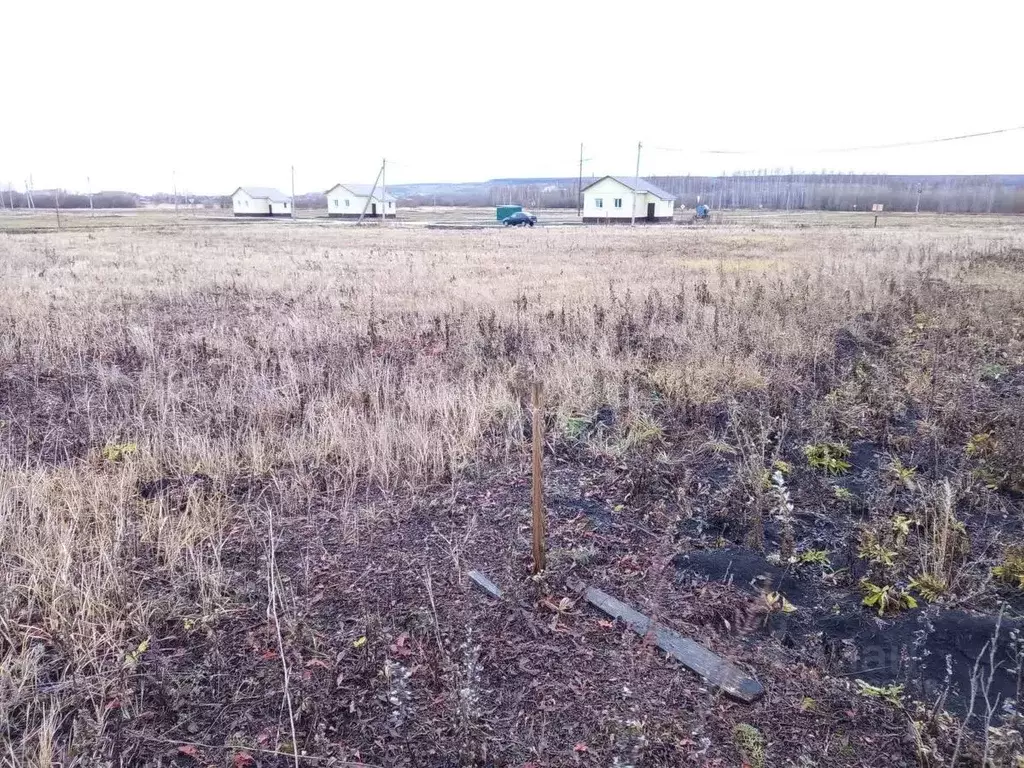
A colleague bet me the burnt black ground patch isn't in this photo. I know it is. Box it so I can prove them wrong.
[675,546,1023,720]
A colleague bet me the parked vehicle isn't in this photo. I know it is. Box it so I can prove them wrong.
[503,211,537,227]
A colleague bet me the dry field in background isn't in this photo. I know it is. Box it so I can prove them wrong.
[1,218,1023,766]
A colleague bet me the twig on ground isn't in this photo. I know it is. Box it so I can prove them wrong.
[130,733,382,765]
[979,606,1006,767]
[266,504,301,768]
[423,566,447,661]
[951,604,1006,767]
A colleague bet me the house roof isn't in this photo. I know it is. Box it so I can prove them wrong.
[581,176,676,201]
[232,187,291,203]
[325,183,396,202]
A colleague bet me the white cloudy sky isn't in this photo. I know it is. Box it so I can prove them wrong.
[2,0,1022,194]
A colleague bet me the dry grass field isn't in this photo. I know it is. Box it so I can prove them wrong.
[1,214,1023,766]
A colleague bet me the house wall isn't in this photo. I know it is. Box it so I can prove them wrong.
[583,178,635,219]
[232,191,291,216]
[582,178,675,222]
[652,198,675,218]
[327,190,363,215]
[327,188,397,218]
[233,190,271,216]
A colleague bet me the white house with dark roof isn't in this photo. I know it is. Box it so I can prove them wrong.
[581,176,676,223]
[231,187,292,217]
[325,184,396,219]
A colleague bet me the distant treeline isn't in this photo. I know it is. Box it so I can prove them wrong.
[394,173,1024,214]
[646,173,1024,214]
[1,190,332,211]
[2,190,139,209]
[144,193,335,210]
[5,174,1024,213]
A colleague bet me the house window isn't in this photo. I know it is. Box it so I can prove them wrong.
[244,200,249,208]
[594,198,603,208]
[333,199,339,208]
[345,199,350,207]
[388,201,392,209]
[614,198,622,208]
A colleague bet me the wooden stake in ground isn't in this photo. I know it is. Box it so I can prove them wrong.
[531,381,546,574]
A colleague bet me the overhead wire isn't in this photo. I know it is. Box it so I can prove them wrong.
[650,123,1024,156]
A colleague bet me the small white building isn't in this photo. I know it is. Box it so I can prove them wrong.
[325,184,396,219]
[581,176,676,223]
[231,187,292,217]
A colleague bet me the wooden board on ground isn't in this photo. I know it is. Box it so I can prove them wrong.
[467,570,502,599]
[584,586,763,703]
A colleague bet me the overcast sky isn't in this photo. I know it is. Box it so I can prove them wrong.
[3,0,1022,195]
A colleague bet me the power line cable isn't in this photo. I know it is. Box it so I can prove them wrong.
[651,123,1024,156]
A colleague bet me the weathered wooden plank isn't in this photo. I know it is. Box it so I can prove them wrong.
[467,570,503,600]
[584,586,763,703]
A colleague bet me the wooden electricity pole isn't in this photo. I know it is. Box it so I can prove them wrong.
[356,163,384,224]
[291,165,296,219]
[577,142,583,216]
[87,176,94,216]
[381,158,387,225]
[531,381,546,574]
[631,141,642,226]
[54,188,61,229]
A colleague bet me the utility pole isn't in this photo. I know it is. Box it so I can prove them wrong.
[631,141,642,226]
[915,183,922,214]
[381,158,387,224]
[356,163,384,224]
[87,176,94,216]
[54,188,61,229]
[290,165,296,219]
[577,142,583,216]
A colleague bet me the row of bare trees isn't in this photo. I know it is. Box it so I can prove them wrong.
[5,174,1023,214]
[646,173,1024,214]
[457,173,1024,213]
[2,190,138,209]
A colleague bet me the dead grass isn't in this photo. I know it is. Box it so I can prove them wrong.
[1,218,1023,764]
